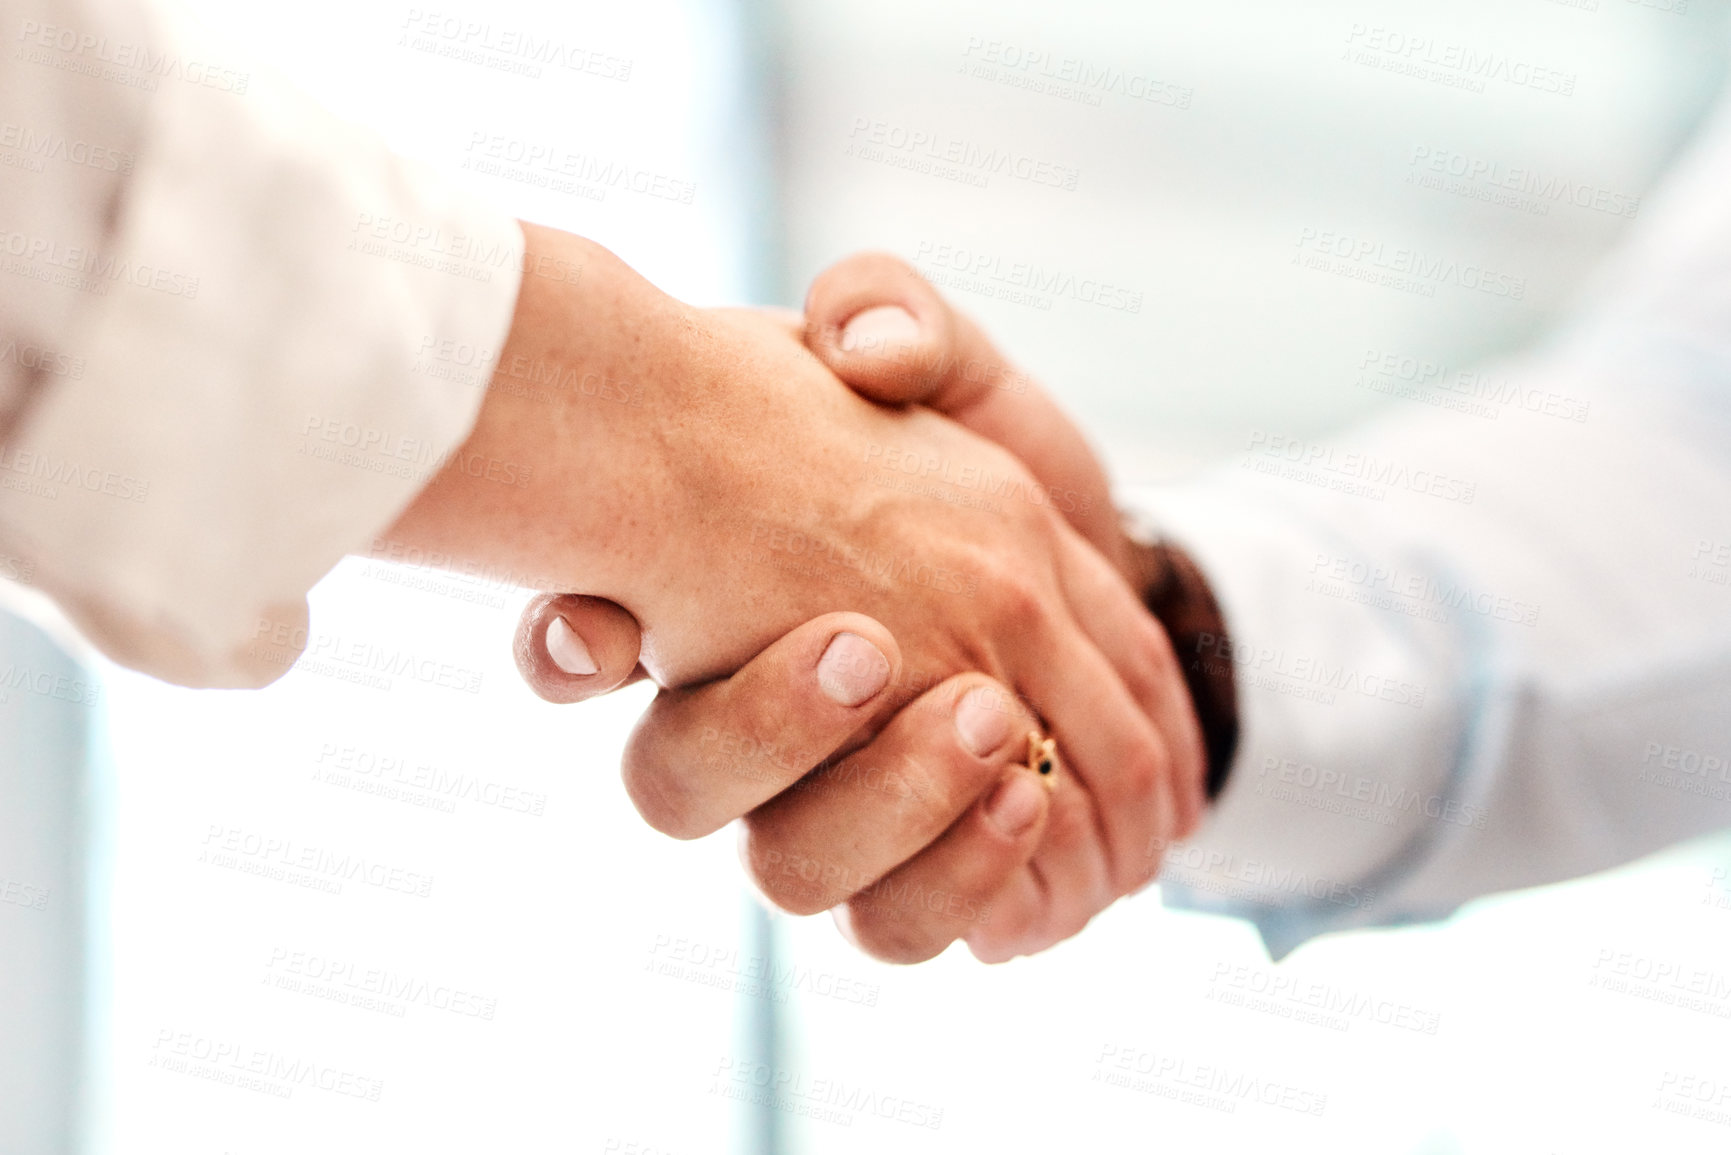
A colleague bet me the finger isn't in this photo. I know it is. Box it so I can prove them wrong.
[803,252,961,404]
[842,709,1127,966]
[962,867,1046,964]
[961,776,1122,963]
[804,253,1124,565]
[1052,527,1208,844]
[741,675,1043,917]
[621,614,900,839]
[833,761,1050,964]
[1002,604,1171,906]
[514,594,647,705]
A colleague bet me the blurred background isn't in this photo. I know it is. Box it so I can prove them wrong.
[4,0,1731,1152]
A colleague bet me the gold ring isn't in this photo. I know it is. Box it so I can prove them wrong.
[1026,731,1060,792]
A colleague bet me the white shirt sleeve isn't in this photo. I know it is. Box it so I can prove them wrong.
[0,0,523,688]
[1139,89,1731,959]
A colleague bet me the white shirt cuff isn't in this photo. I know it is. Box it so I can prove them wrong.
[1125,479,1471,957]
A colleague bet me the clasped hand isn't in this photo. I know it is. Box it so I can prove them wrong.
[413,231,1206,963]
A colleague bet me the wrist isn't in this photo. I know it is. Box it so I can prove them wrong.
[385,224,689,593]
[1121,516,1239,801]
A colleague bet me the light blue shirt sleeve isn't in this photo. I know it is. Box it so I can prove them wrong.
[1135,91,1731,959]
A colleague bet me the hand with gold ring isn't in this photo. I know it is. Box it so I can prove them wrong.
[513,253,1210,964]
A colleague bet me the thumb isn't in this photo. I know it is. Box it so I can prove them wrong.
[802,251,975,407]
[514,593,647,704]
[804,252,1128,575]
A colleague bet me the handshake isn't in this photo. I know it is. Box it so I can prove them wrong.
[390,225,1236,966]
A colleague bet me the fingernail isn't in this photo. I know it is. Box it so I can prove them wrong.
[546,615,599,676]
[840,305,919,354]
[985,773,1044,837]
[816,632,890,707]
[955,687,1012,758]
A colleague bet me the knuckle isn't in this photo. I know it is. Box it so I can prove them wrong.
[1121,847,1162,895]
[970,904,1035,958]
[900,680,1016,807]
[740,820,845,917]
[919,739,997,817]
[620,757,703,840]
[1118,735,1168,806]
[982,567,1046,632]
[1042,790,1095,854]
[719,694,808,787]
[1055,906,1098,945]
[845,897,949,965]
[1107,737,1174,891]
